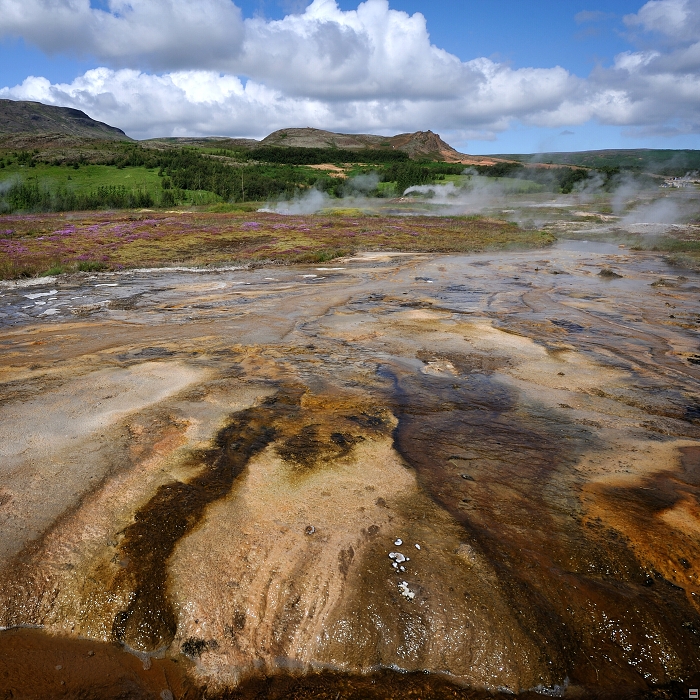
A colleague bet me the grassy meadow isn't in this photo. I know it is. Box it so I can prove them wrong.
[0,163,162,195]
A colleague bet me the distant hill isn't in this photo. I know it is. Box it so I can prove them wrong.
[142,136,260,150]
[0,99,131,141]
[147,128,500,163]
[0,99,509,164]
[259,127,492,163]
[491,148,700,176]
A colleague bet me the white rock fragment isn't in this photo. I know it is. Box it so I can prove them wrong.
[398,581,415,600]
[388,552,406,563]
[399,566,405,572]
[25,290,57,299]
[415,544,421,550]
[392,562,398,569]
[394,539,402,546]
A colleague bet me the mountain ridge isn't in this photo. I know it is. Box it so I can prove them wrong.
[1,99,499,162]
[0,99,131,141]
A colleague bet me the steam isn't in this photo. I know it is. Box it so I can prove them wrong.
[622,198,683,225]
[261,188,331,215]
[261,172,382,215]
[403,176,515,213]
[344,171,380,195]
[0,176,18,195]
[259,165,700,240]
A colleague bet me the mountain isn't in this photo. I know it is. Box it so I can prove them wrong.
[1,98,508,164]
[258,127,495,163]
[143,128,491,163]
[0,99,131,141]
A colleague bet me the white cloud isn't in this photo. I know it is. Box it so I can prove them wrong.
[237,0,473,99]
[624,0,700,45]
[0,60,590,140]
[0,0,245,71]
[0,0,698,141]
[0,69,325,139]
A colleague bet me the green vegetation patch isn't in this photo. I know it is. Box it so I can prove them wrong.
[247,146,410,165]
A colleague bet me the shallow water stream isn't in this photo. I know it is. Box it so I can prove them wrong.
[0,238,699,698]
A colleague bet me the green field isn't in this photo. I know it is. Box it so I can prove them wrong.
[0,163,163,197]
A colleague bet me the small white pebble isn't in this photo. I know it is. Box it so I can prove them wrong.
[415,544,421,550]
[392,562,398,569]
[394,539,402,546]
[398,580,415,601]
[399,566,405,572]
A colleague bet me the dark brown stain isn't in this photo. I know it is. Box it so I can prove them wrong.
[110,387,304,653]
[679,446,700,486]
[338,546,354,577]
[108,386,392,654]
[276,424,363,472]
[384,365,700,688]
[212,668,697,700]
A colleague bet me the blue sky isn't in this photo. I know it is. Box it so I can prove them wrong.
[1,0,699,153]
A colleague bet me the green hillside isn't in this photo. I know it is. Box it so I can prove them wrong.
[0,99,131,141]
[491,149,700,176]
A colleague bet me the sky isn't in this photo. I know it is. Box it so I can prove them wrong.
[0,0,699,154]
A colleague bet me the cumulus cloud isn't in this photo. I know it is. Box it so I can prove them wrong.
[0,64,581,139]
[0,0,245,71]
[0,0,698,140]
[0,69,328,139]
[624,0,700,45]
[238,1,473,100]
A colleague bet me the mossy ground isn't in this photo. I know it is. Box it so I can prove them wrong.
[0,210,554,279]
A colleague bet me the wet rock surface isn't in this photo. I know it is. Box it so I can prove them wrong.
[1,244,699,698]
